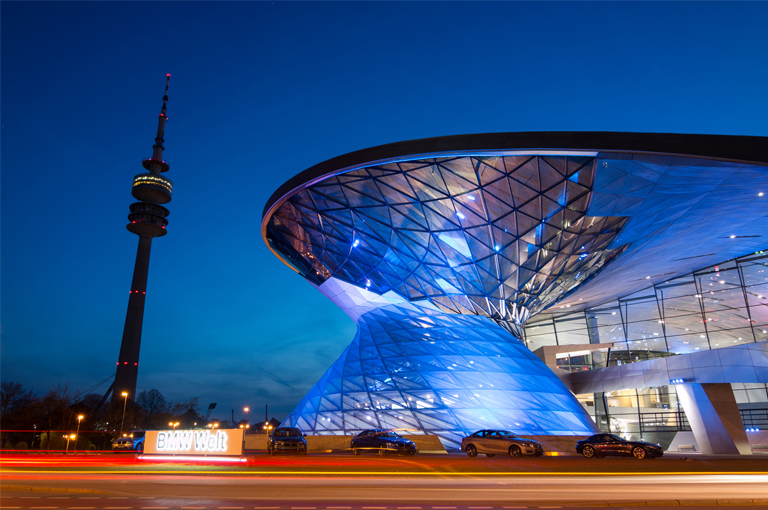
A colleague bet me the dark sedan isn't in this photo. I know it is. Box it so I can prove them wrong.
[351,429,418,456]
[576,433,664,459]
[267,427,308,454]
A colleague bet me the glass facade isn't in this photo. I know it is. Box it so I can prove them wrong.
[527,252,768,442]
[525,252,768,359]
[281,289,598,450]
[267,154,628,337]
[263,138,768,448]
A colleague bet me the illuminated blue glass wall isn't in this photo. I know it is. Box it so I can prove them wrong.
[282,282,598,449]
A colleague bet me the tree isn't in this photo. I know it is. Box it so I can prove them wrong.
[36,384,80,432]
[137,389,166,417]
[1,381,35,427]
[1,381,37,448]
[136,389,167,429]
[168,397,200,416]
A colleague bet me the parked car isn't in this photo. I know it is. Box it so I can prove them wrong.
[267,427,307,454]
[351,429,418,456]
[461,429,544,457]
[111,430,146,451]
[576,433,663,459]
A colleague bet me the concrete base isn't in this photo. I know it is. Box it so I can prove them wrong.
[520,435,589,456]
[668,429,768,453]
[245,433,585,455]
[244,434,447,453]
[676,383,752,455]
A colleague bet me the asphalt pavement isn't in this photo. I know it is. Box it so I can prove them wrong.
[2,452,768,509]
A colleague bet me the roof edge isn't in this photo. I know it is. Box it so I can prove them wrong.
[262,131,768,220]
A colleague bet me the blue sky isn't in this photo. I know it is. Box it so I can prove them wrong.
[2,1,767,423]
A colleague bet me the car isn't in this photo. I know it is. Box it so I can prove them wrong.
[576,433,664,459]
[267,427,308,454]
[351,429,418,456]
[461,429,544,458]
[111,430,145,451]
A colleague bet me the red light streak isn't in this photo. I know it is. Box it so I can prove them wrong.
[140,454,247,463]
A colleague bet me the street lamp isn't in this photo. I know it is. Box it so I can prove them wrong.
[120,392,129,436]
[169,422,180,429]
[65,434,76,453]
[75,415,84,454]
[244,406,249,426]
[263,424,273,436]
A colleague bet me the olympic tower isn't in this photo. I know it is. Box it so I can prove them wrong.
[112,75,174,403]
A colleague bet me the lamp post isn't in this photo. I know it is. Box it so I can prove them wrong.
[169,422,180,429]
[65,434,76,454]
[244,407,249,427]
[120,392,129,436]
[75,415,84,454]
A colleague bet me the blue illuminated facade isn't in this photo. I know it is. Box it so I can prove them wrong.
[281,280,597,449]
[262,132,768,450]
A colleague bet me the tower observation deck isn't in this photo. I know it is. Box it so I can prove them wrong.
[112,75,174,404]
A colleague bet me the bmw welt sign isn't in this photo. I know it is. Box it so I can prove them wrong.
[144,429,243,456]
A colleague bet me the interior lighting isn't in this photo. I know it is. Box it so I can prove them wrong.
[730,235,736,239]
[467,195,476,201]
[494,245,500,251]
[759,193,765,197]
[456,212,465,220]
[612,312,616,315]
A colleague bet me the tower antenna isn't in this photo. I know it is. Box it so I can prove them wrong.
[151,73,171,166]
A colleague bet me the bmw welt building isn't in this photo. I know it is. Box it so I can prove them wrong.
[262,132,768,453]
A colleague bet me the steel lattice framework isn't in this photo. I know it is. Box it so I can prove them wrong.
[280,279,598,449]
[267,155,627,335]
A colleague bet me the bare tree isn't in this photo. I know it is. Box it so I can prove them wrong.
[168,397,200,416]
[1,381,35,424]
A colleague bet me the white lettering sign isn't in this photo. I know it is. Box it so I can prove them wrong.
[144,429,243,456]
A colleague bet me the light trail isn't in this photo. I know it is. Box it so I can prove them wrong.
[4,469,768,476]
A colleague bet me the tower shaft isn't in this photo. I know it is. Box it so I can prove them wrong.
[113,235,153,401]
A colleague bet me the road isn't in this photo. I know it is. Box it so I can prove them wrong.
[3,453,768,509]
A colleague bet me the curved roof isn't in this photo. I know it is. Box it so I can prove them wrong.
[262,132,768,324]
[263,131,768,219]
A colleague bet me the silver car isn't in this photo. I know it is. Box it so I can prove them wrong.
[461,429,544,457]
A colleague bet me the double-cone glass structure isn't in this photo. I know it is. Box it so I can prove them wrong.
[262,132,768,449]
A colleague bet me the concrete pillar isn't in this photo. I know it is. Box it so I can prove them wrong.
[587,316,600,344]
[676,382,751,455]
[113,234,153,403]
